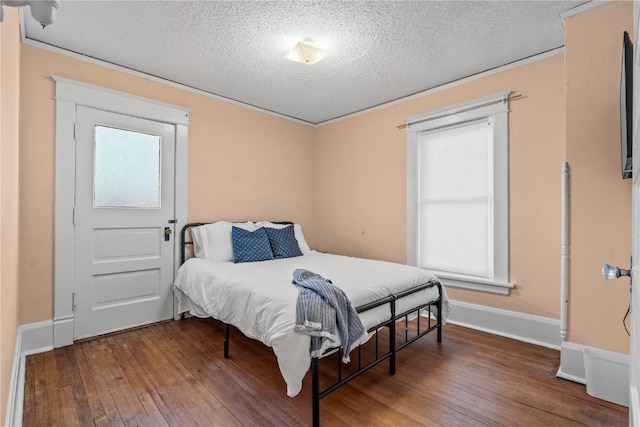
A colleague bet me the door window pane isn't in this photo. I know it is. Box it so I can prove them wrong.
[94,126,161,208]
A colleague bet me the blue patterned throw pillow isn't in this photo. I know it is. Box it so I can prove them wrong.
[231,226,274,263]
[265,226,303,259]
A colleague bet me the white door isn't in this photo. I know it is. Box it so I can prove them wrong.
[630,2,640,423]
[73,106,176,340]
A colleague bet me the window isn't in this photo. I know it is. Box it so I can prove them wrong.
[406,91,514,295]
[93,125,162,209]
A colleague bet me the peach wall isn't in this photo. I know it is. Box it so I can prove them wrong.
[565,1,633,353]
[314,54,566,319]
[0,8,21,423]
[18,45,314,325]
[13,0,633,360]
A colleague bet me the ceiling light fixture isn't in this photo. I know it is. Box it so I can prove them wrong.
[284,39,328,65]
[0,0,59,28]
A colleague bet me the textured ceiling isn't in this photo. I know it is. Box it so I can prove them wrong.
[23,0,589,125]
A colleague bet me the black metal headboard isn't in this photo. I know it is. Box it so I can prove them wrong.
[180,221,294,264]
[180,222,207,265]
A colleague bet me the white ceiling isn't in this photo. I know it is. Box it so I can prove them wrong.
[23,0,589,125]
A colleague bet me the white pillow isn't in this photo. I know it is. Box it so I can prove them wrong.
[254,221,311,254]
[191,226,208,259]
[192,221,256,262]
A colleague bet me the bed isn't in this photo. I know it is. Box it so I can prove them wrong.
[174,221,450,426]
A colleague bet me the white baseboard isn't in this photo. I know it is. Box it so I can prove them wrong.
[5,320,54,427]
[557,341,586,384]
[558,341,630,407]
[21,320,54,356]
[5,329,21,427]
[53,316,74,348]
[446,299,562,350]
[631,386,640,426]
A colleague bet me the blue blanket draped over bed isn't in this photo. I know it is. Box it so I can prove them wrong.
[292,268,368,362]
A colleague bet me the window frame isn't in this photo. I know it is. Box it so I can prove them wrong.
[406,91,514,295]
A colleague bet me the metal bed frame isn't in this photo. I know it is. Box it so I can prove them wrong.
[179,222,443,427]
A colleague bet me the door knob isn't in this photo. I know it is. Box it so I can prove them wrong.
[602,263,631,279]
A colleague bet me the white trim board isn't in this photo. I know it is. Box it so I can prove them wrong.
[557,341,631,387]
[53,76,189,347]
[5,333,21,427]
[446,299,561,350]
[319,48,563,127]
[557,341,587,384]
[560,0,613,26]
[405,93,513,296]
[632,386,640,427]
[558,341,630,407]
[22,35,312,127]
[4,321,54,427]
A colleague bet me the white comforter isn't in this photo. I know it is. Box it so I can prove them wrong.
[173,251,450,397]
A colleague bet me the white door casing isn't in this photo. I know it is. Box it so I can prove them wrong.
[73,106,176,339]
[53,76,189,347]
[630,1,639,423]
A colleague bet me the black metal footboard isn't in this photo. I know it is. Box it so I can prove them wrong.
[309,280,443,427]
[179,222,443,427]
[222,280,443,427]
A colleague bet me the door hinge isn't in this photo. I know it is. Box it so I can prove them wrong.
[73,122,78,141]
[72,292,76,311]
[72,207,76,226]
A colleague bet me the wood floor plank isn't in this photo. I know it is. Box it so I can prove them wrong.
[82,339,125,427]
[141,321,306,425]
[128,325,238,427]
[56,385,81,427]
[73,343,107,422]
[56,346,94,427]
[22,356,36,427]
[136,392,170,427]
[114,331,204,427]
[99,334,160,426]
[32,353,49,427]
[106,332,173,427]
[23,319,628,427]
[137,335,222,427]
[43,351,62,426]
[163,321,306,426]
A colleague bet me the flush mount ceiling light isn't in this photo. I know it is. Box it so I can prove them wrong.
[0,0,59,28]
[284,39,328,65]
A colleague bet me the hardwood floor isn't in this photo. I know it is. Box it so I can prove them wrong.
[23,318,628,426]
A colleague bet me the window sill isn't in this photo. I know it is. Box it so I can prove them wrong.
[434,273,515,296]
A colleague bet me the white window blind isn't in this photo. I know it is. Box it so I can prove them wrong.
[418,120,492,278]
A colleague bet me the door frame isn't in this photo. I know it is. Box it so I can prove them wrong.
[631,1,640,423]
[52,76,190,348]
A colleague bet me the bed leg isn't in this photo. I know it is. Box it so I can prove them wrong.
[224,323,230,359]
[389,297,396,375]
[312,357,320,427]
